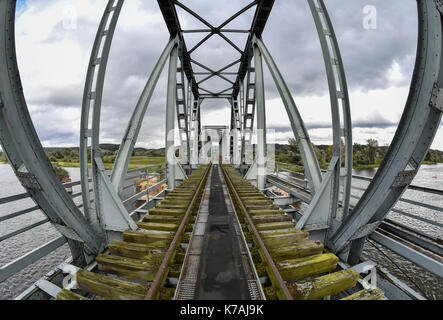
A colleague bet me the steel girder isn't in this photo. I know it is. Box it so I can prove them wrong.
[253,42,267,190]
[232,0,276,99]
[157,0,199,99]
[255,38,323,195]
[308,0,353,220]
[283,0,353,239]
[0,0,104,264]
[80,0,138,243]
[176,53,191,166]
[229,98,242,167]
[190,99,201,168]
[329,0,443,263]
[165,44,181,190]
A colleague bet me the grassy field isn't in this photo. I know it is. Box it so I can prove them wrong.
[50,156,165,170]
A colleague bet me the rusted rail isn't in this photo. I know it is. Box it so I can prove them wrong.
[220,165,293,300]
[145,163,212,300]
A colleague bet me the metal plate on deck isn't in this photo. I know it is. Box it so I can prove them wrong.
[197,213,208,223]
[176,282,196,300]
[188,236,204,255]
[181,254,200,282]
[194,223,206,236]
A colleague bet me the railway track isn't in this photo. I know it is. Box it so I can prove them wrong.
[56,164,211,300]
[220,165,385,300]
[55,164,384,300]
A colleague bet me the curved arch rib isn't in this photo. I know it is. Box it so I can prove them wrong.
[80,0,138,242]
[0,0,103,262]
[329,1,443,263]
[289,0,354,237]
[308,0,353,220]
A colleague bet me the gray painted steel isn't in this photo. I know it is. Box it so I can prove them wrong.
[370,231,443,279]
[0,0,103,263]
[111,38,177,194]
[79,0,137,243]
[80,0,122,226]
[253,41,267,190]
[329,1,443,263]
[166,44,179,189]
[255,38,323,194]
[0,236,67,283]
[308,0,353,220]
[0,0,442,294]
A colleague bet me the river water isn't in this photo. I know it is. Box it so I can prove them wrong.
[280,164,443,300]
[353,165,443,300]
[0,162,442,299]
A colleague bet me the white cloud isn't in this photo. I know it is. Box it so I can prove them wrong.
[9,0,443,153]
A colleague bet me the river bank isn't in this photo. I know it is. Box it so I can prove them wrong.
[0,156,165,171]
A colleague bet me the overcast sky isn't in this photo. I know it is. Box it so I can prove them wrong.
[12,0,443,150]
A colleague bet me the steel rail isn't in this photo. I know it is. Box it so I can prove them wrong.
[145,164,211,300]
[220,165,293,300]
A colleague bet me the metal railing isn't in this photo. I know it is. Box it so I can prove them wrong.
[273,162,443,239]
[270,162,443,280]
[0,163,167,285]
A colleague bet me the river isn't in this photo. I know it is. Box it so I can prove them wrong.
[0,162,442,299]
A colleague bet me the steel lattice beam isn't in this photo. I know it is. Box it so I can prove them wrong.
[158,0,199,99]
[0,0,104,264]
[330,0,443,263]
[232,0,275,99]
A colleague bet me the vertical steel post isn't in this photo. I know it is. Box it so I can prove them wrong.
[190,99,201,168]
[166,45,179,190]
[241,53,256,168]
[308,0,353,221]
[253,43,267,190]
[111,37,178,194]
[255,38,323,195]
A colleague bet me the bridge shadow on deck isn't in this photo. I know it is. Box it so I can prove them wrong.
[194,165,251,300]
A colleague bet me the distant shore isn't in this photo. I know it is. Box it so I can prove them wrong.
[0,159,442,171]
[0,157,165,171]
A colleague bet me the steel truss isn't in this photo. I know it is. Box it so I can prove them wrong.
[0,0,441,268]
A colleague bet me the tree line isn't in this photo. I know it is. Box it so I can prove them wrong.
[1,140,442,171]
[275,138,443,170]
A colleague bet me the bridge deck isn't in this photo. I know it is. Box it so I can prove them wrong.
[54,164,385,301]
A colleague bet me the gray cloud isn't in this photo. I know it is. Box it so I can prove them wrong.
[16,0,425,148]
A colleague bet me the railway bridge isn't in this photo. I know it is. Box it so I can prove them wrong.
[0,0,442,300]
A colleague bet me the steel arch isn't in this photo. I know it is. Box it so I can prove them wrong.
[0,0,104,264]
[329,0,443,263]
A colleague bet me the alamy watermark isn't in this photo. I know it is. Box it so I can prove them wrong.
[62,5,78,30]
[167,128,276,169]
[363,5,377,30]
